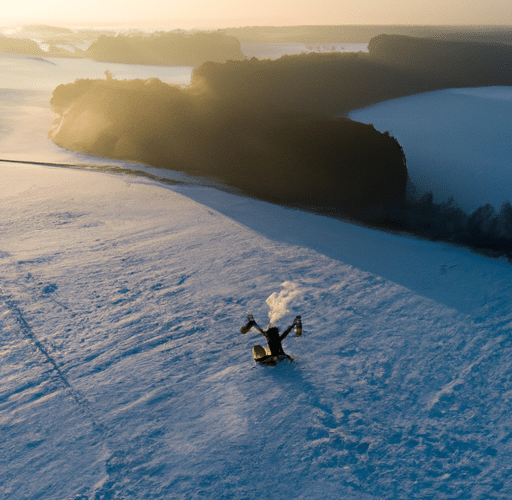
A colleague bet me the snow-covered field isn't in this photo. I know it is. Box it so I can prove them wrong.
[1,53,512,499]
[350,87,512,212]
[241,42,368,60]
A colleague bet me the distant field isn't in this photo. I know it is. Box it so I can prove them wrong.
[222,25,512,44]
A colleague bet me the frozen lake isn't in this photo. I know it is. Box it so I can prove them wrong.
[350,87,512,212]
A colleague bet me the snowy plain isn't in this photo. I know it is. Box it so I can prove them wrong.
[1,52,512,499]
[240,42,368,60]
[350,87,512,212]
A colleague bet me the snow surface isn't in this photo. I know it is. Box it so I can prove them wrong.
[1,53,512,500]
[241,42,368,60]
[350,87,512,212]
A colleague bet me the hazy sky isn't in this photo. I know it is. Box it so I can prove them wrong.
[1,0,512,29]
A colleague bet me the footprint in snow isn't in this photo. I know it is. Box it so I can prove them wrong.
[43,283,58,294]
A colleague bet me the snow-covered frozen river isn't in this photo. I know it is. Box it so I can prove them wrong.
[2,52,512,499]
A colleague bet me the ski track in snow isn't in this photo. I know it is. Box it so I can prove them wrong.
[1,163,512,500]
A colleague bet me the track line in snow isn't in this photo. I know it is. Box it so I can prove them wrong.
[0,157,183,186]
[0,157,241,195]
[0,285,106,433]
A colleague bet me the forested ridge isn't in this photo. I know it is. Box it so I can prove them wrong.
[48,33,512,259]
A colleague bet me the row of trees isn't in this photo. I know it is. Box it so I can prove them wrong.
[48,73,512,262]
[87,32,244,66]
[192,36,512,117]
[400,192,512,261]
[49,77,408,215]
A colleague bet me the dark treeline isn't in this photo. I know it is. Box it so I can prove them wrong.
[192,34,512,115]
[193,52,424,116]
[400,193,512,261]
[86,32,244,66]
[49,77,408,215]
[369,34,512,86]
[48,77,512,261]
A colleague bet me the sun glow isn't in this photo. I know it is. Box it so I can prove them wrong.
[1,0,511,29]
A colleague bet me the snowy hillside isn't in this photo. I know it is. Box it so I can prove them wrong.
[2,161,512,500]
[1,53,512,499]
